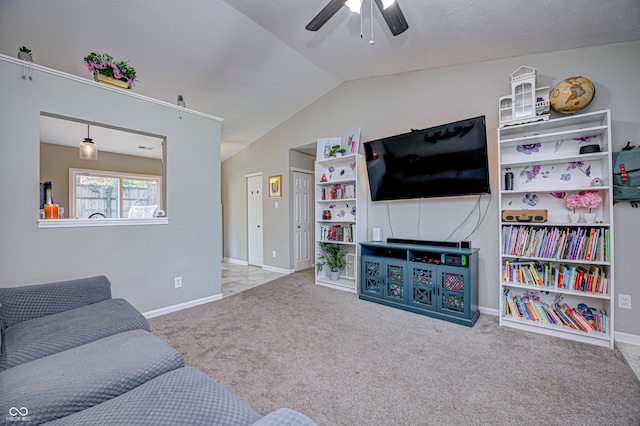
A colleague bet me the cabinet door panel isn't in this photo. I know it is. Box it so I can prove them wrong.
[438,266,469,318]
[361,256,383,298]
[383,261,406,302]
[408,264,436,311]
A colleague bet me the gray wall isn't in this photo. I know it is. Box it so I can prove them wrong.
[0,57,222,313]
[40,142,163,214]
[222,40,640,336]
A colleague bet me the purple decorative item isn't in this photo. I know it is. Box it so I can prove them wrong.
[516,143,541,154]
[550,192,566,199]
[573,135,596,143]
[567,162,591,177]
[520,165,541,183]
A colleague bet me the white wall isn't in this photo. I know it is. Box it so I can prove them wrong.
[0,56,222,313]
[222,41,640,335]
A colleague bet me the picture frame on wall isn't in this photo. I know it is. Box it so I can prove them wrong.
[316,137,342,160]
[346,128,361,154]
[268,175,282,198]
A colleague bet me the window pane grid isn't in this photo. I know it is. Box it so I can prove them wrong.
[71,170,161,219]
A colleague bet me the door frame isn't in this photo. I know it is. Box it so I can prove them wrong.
[291,167,314,271]
[246,172,263,267]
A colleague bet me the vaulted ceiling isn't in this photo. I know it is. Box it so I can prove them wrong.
[1,0,638,160]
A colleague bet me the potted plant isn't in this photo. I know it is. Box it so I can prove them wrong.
[329,144,346,157]
[83,52,137,89]
[580,191,602,223]
[564,193,581,223]
[17,46,33,62]
[316,242,348,281]
[177,95,186,107]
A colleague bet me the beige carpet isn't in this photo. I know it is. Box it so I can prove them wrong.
[150,269,640,425]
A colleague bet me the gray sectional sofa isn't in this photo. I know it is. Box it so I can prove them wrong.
[0,276,316,425]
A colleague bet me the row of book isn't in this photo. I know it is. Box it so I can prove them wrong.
[320,184,355,201]
[503,290,607,333]
[319,224,355,243]
[502,261,549,287]
[556,264,609,294]
[502,261,609,295]
[502,225,610,262]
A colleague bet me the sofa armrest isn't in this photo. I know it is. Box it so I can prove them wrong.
[251,408,317,426]
[0,275,111,329]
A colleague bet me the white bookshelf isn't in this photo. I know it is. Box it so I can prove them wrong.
[314,153,368,293]
[497,109,615,348]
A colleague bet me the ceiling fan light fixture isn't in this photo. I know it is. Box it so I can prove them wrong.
[79,124,98,160]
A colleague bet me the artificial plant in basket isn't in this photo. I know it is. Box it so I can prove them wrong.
[84,52,137,88]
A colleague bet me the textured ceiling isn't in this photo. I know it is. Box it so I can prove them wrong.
[1,0,639,160]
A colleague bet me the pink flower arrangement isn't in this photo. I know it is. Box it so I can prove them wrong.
[564,193,582,213]
[580,191,602,213]
[84,52,137,88]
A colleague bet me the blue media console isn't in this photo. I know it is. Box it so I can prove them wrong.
[359,241,480,327]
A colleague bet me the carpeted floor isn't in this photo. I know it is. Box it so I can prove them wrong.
[150,269,640,426]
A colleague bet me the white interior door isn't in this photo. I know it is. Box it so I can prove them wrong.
[247,175,263,267]
[293,171,313,271]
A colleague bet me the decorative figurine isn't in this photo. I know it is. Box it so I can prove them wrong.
[498,66,550,128]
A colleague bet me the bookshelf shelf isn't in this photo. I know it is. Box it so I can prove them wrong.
[315,153,367,293]
[317,179,356,186]
[498,109,615,349]
[501,281,611,300]
[501,316,611,343]
[316,198,357,203]
[317,240,356,245]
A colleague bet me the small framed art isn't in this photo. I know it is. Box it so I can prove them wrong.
[268,175,282,198]
[316,137,342,160]
[346,128,361,154]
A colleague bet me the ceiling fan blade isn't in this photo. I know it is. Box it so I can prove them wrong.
[374,0,409,36]
[306,0,347,31]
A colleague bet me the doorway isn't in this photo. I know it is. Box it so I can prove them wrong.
[293,170,314,271]
[247,174,263,267]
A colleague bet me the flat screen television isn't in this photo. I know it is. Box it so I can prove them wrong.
[363,116,491,201]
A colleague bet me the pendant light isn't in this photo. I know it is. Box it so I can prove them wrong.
[79,124,98,160]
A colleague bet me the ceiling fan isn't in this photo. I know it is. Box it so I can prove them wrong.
[306,0,409,36]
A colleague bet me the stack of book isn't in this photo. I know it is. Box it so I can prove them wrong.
[321,184,355,200]
[319,224,355,242]
[502,290,607,333]
[502,225,610,261]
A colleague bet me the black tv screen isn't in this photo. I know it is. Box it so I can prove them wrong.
[364,116,491,201]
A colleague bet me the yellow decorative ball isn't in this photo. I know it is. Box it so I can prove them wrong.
[550,76,595,114]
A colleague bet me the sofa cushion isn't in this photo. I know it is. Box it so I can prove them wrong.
[0,329,184,425]
[43,366,263,426]
[0,275,112,329]
[251,408,318,426]
[0,298,150,370]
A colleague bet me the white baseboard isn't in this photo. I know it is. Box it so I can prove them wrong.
[479,306,499,316]
[224,257,248,266]
[262,264,294,274]
[615,331,640,346]
[143,294,223,319]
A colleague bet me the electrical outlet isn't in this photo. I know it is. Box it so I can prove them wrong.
[174,276,182,288]
[618,294,632,309]
[272,250,276,258]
